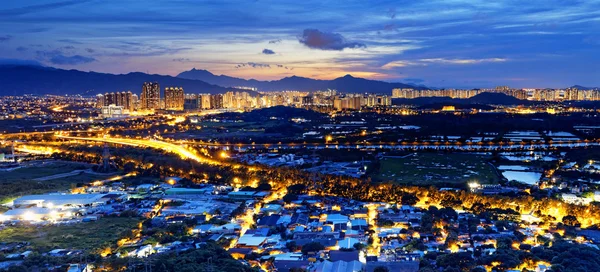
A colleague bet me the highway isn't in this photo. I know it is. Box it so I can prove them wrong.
[184,139,600,152]
[55,135,226,166]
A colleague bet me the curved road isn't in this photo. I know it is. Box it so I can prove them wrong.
[55,135,225,166]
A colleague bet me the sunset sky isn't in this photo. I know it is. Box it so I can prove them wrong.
[1,0,599,88]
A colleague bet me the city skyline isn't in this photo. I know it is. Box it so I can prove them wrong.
[0,0,599,89]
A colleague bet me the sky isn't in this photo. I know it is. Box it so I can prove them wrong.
[0,0,599,88]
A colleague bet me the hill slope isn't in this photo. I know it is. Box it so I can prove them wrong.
[393,92,528,106]
[0,65,239,96]
[177,68,425,94]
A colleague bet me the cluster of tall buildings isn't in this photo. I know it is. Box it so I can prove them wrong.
[332,94,392,110]
[392,87,600,101]
[164,87,184,111]
[96,91,137,112]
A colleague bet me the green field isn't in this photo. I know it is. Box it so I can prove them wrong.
[372,153,499,186]
[0,217,140,252]
[0,162,99,204]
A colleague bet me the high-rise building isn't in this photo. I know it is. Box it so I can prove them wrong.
[97,91,134,112]
[141,82,160,110]
[210,94,223,109]
[200,94,211,109]
[164,87,184,110]
[96,94,105,108]
[184,94,200,111]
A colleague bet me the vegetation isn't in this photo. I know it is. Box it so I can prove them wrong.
[372,153,499,186]
[0,162,93,204]
[0,216,141,252]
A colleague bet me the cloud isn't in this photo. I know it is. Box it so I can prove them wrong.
[298,29,366,51]
[0,0,91,16]
[268,39,282,44]
[63,45,75,50]
[173,58,191,62]
[420,58,507,64]
[0,35,12,42]
[104,41,191,57]
[16,46,28,52]
[382,58,506,69]
[36,50,96,65]
[58,39,83,44]
[383,23,398,31]
[262,48,275,55]
[85,48,94,53]
[403,78,425,84]
[387,8,396,19]
[381,60,422,69]
[235,62,271,68]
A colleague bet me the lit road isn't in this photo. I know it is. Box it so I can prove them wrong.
[55,135,226,166]
[183,139,600,152]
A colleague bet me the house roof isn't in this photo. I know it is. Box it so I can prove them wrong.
[365,261,419,272]
[290,213,309,225]
[236,235,266,247]
[258,214,281,227]
[273,260,310,272]
[314,260,364,272]
[338,238,361,249]
[329,250,359,262]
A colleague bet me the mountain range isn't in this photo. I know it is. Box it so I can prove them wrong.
[177,68,425,93]
[569,85,599,90]
[0,65,238,96]
[0,63,595,97]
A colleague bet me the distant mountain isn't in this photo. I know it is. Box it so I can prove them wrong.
[0,65,240,96]
[570,85,598,90]
[177,68,426,94]
[393,92,528,106]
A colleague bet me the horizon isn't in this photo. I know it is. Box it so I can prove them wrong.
[0,63,596,90]
[1,1,600,89]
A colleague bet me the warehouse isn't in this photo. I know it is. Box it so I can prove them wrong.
[12,193,108,208]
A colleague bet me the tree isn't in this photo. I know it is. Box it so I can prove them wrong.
[562,215,580,228]
[373,266,389,272]
[353,242,366,251]
[286,241,298,252]
[283,193,298,203]
[301,242,324,255]
[401,194,419,206]
[436,252,475,271]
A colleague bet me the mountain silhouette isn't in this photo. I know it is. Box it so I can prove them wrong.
[177,68,425,93]
[0,65,240,96]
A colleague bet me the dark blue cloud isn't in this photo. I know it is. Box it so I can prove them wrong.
[36,50,96,65]
[0,0,91,16]
[0,35,12,42]
[299,29,366,51]
[262,48,275,55]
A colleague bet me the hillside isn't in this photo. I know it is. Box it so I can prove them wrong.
[177,68,425,94]
[393,92,528,106]
[0,65,241,96]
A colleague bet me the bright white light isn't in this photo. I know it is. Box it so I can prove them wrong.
[22,211,37,221]
[468,182,480,189]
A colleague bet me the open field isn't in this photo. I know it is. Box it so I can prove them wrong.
[0,162,103,204]
[372,153,499,186]
[0,217,140,252]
